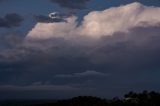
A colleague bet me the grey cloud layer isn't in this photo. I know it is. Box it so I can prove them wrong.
[0,26,160,99]
[1,26,160,84]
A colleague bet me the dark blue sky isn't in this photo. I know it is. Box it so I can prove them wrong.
[0,0,160,100]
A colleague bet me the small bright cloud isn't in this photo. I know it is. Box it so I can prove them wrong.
[55,70,109,78]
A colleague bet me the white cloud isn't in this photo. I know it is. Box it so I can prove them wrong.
[26,2,160,40]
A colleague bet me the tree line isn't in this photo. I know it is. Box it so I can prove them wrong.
[30,90,160,106]
[1,90,160,106]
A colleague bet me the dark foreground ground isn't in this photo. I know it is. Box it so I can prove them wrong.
[1,91,160,106]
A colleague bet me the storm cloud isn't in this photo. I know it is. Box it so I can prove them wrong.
[1,2,160,99]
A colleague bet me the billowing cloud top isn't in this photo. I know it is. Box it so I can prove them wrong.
[80,2,160,37]
[26,2,160,40]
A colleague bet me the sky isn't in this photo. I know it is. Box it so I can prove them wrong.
[0,0,160,100]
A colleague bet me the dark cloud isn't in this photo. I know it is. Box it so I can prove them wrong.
[50,0,91,9]
[0,13,24,28]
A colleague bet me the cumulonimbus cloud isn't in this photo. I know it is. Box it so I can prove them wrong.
[1,2,160,100]
[26,2,160,40]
